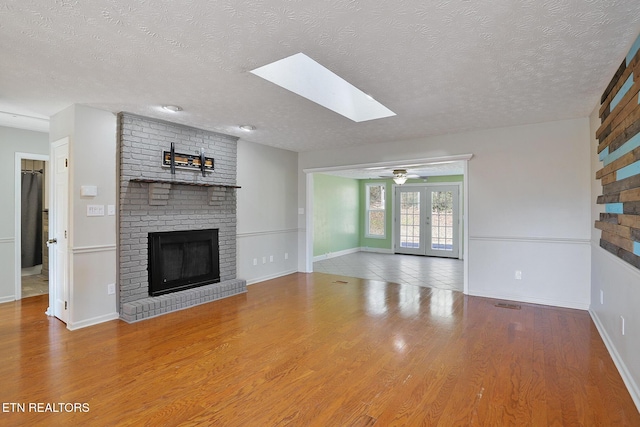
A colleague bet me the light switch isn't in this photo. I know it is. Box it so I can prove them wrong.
[107,205,116,216]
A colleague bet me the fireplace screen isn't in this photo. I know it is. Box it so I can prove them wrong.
[148,229,220,296]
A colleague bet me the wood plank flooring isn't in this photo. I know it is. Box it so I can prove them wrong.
[0,272,638,426]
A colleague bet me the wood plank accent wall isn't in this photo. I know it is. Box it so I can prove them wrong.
[595,33,640,269]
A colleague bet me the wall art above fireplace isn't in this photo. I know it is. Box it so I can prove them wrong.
[162,147,214,174]
[163,142,214,177]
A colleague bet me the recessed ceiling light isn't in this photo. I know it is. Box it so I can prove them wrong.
[162,105,183,113]
[239,125,256,131]
[250,53,396,123]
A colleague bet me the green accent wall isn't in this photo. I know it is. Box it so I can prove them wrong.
[313,174,360,257]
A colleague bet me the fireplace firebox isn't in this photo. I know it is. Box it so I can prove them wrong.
[148,229,220,296]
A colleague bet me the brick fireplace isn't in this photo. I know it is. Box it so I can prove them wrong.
[117,113,246,322]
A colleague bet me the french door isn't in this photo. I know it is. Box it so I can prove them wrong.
[394,184,460,258]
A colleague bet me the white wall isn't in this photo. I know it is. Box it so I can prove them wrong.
[0,126,49,303]
[299,118,592,309]
[237,139,298,284]
[49,105,119,329]
[589,107,640,408]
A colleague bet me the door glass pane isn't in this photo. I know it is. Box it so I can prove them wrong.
[399,191,420,248]
[431,190,453,251]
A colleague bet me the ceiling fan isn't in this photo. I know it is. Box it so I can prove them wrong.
[379,168,427,185]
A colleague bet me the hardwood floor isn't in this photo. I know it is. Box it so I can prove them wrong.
[0,272,638,426]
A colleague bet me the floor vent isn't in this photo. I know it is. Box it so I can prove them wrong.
[332,280,349,284]
[495,302,521,310]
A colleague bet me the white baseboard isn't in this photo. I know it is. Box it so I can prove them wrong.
[246,270,298,286]
[590,309,640,412]
[66,312,120,331]
[313,247,361,262]
[312,246,396,262]
[0,295,15,304]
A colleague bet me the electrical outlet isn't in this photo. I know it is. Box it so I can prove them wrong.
[269,255,274,262]
[253,258,257,266]
[285,253,289,260]
[262,257,266,264]
[107,283,115,295]
[515,270,522,280]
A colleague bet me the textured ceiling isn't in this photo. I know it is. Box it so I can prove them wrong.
[1,1,640,154]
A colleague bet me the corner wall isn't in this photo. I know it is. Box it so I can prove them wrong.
[49,105,119,329]
[313,174,360,258]
[236,140,298,284]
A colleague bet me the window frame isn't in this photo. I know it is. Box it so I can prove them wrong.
[365,183,386,239]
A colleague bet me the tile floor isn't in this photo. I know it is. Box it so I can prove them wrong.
[314,251,463,291]
[21,273,49,298]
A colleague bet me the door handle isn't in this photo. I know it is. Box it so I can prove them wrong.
[46,238,57,247]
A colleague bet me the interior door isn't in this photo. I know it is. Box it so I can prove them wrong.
[394,184,460,258]
[49,139,69,323]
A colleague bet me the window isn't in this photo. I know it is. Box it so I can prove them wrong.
[366,183,386,238]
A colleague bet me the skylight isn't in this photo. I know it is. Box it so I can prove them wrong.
[250,53,396,122]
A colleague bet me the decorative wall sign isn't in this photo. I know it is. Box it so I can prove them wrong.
[162,148,214,174]
[595,33,640,269]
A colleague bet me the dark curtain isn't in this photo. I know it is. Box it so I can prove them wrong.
[21,172,43,268]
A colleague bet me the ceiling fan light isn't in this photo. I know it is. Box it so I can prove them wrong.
[393,176,407,185]
[392,169,408,185]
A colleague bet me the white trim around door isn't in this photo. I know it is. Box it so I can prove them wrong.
[14,152,49,301]
[393,182,462,259]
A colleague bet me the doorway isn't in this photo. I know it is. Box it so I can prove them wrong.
[394,183,461,258]
[14,153,49,300]
[303,155,471,294]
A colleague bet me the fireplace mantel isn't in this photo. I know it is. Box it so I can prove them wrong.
[130,178,241,189]
[129,178,239,206]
